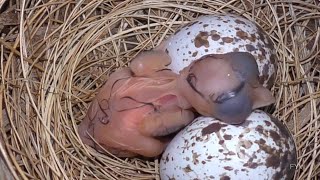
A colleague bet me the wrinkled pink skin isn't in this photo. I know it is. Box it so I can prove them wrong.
[78,47,275,158]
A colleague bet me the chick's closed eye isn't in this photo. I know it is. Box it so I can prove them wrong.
[212,81,245,104]
[186,73,203,96]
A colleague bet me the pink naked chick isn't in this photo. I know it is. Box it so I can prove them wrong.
[78,51,195,158]
[78,50,275,157]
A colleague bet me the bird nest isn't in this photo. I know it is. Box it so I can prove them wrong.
[0,0,319,179]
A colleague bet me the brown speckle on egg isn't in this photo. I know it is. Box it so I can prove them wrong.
[223,134,232,140]
[183,165,193,173]
[165,154,170,162]
[202,122,227,136]
[237,150,245,159]
[259,144,275,157]
[245,44,256,51]
[257,138,266,145]
[244,161,259,169]
[258,54,264,61]
[269,130,281,141]
[260,47,266,56]
[192,152,200,165]
[222,37,234,43]
[269,117,294,149]
[224,166,234,171]
[266,154,281,168]
[219,140,225,145]
[241,140,253,149]
[235,19,246,24]
[260,63,270,82]
[194,31,210,48]
[255,125,264,134]
[249,34,257,42]
[257,41,263,48]
[211,30,217,33]
[211,34,220,41]
[220,175,231,180]
[236,30,249,40]
[210,30,221,41]
[234,37,241,42]
[223,151,236,156]
[217,47,224,53]
[192,51,198,57]
[234,169,239,175]
[203,24,209,27]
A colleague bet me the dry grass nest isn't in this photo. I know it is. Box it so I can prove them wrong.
[0,0,319,179]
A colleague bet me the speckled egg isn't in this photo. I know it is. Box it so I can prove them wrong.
[164,14,277,88]
[160,110,297,180]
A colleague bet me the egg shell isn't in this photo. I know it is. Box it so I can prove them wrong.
[160,110,297,180]
[164,14,277,88]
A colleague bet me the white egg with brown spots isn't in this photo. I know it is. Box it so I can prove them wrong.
[164,14,277,89]
[160,110,297,180]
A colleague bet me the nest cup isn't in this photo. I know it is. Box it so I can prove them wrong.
[1,1,319,179]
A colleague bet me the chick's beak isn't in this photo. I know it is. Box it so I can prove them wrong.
[210,87,253,125]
